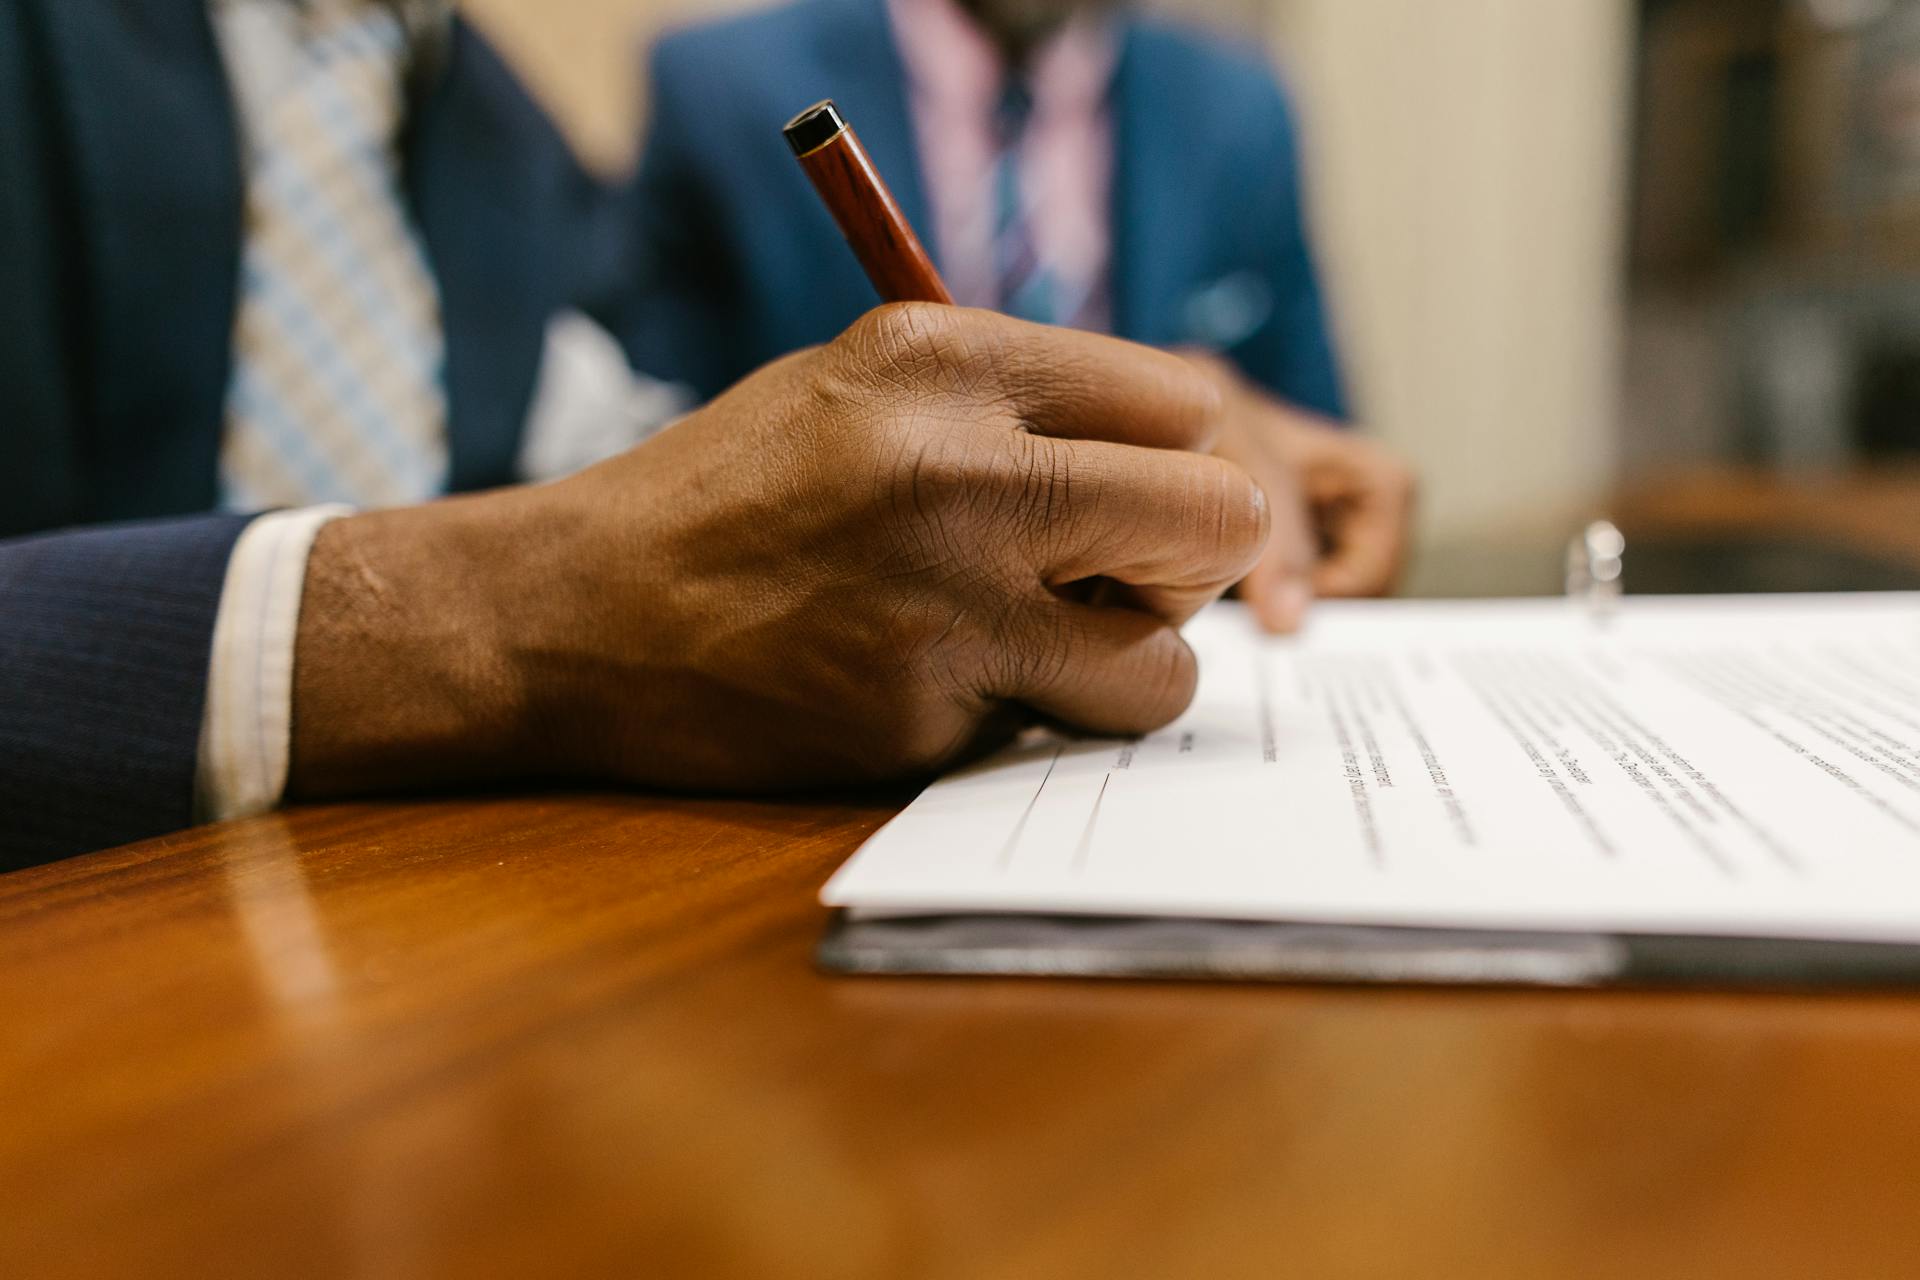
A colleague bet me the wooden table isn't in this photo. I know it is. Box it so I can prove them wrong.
[6,794,1920,1279]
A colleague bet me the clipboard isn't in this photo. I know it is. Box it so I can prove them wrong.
[818,912,1920,989]
[815,538,1920,991]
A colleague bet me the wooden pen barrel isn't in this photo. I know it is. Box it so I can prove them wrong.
[785,100,954,306]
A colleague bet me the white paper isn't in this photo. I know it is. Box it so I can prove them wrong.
[822,595,1920,943]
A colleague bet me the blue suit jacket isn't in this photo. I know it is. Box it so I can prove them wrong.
[623,0,1346,414]
[0,0,627,868]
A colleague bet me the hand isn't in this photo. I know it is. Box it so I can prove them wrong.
[287,305,1271,798]
[1186,354,1416,631]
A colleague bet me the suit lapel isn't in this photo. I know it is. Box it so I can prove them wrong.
[1109,24,1181,345]
[405,18,548,491]
[36,0,241,518]
[36,5,555,506]
[818,0,939,269]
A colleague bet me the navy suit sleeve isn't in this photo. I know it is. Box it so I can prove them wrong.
[1227,73,1348,422]
[0,514,253,871]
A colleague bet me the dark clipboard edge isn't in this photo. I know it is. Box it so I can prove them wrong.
[817,911,1920,990]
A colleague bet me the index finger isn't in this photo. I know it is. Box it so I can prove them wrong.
[994,317,1225,452]
[1313,492,1413,597]
[847,304,1225,452]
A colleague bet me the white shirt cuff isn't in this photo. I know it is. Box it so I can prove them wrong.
[196,505,352,822]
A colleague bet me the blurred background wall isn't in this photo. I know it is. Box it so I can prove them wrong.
[458,0,1635,567]
[1269,0,1633,556]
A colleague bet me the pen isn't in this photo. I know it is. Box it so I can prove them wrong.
[783,101,1366,637]
[784,100,954,306]
[785,98,1124,613]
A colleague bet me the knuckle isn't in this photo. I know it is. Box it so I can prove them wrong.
[880,429,1065,588]
[1003,603,1076,695]
[858,704,976,777]
[1013,434,1080,553]
[839,601,993,777]
[843,302,968,385]
[884,432,1022,528]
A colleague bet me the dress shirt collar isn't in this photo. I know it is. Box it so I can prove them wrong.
[885,0,1120,124]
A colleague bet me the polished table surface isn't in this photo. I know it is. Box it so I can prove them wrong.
[7,792,1920,1279]
[13,468,1920,1278]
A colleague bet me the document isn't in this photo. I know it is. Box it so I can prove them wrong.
[823,595,1920,944]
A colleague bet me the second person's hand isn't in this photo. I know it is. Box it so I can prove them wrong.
[1185,352,1416,632]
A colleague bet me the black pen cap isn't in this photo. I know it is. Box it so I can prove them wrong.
[784,100,848,157]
